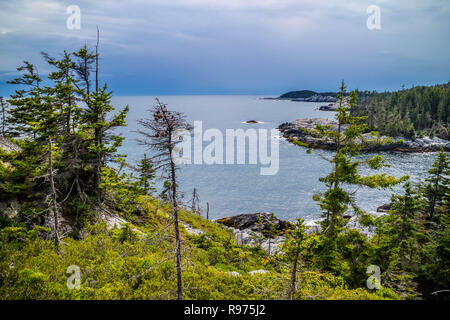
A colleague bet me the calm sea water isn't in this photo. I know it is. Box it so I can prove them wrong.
[113,95,438,222]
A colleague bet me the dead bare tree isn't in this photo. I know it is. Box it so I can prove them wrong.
[48,138,61,248]
[137,98,192,300]
[95,26,99,93]
[0,97,8,137]
[191,188,201,216]
[206,202,209,220]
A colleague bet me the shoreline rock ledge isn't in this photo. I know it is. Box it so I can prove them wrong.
[216,213,294,254]
[278,118,450,152]
[216,212,294,233]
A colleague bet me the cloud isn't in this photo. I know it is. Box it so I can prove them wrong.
[0,0,448,94]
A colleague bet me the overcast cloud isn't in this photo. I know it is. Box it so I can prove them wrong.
[0,0,448,95]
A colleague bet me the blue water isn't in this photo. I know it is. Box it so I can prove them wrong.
[113,95,438,222]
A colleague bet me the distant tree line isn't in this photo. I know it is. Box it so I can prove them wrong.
[353,83,450,140]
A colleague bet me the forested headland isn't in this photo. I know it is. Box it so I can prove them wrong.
[354,83,449,140]
[278,83,449,140]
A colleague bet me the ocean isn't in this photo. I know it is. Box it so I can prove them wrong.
[113,95,438,222]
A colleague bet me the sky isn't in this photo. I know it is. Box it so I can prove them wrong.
[0,0,449,96]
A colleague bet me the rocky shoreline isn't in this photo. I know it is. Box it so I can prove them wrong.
[264,95,337,103]
[215,211,389,254]
[318,103,338,111]
[215,213,293,255]
[278,118,450,152]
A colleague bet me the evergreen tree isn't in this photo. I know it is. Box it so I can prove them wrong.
[422,149,449,224]
[372,183,425,296]
[421,209,450,296]
[281,218,308,299]
[83,85,129,201]
[418,150,450,297]
[309,81,407,276]
[4,43,129,237]
[41,50,80,135]
[136,153,156,196]
[314,81,406,238]
[6,61,44,138]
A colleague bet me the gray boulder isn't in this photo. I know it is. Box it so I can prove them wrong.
[216,212,294,234]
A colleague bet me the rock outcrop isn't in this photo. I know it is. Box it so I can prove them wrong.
[319,103,338,111]
[377,203,391,213]
[216,212,294,234]
[0,137,22,154]
[304,211,388,238]
[290,95,338,103]
[278,118,450,152]
[226,226,286,255]
[216,209,392,251]
[0,200,20,221]
[216,213,293,255]
[181,221,205,236]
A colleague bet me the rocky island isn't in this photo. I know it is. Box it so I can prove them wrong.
[264,90,338,103]
[278,118,450,152]
[318,103,338,111]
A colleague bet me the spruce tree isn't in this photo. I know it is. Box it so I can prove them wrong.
[422,149,449,224]
[309,81,407,275]
[136,153,156,196]
[6,61,44,138]
[313,81,407,238]
[373,183,424,296]
[281,218,307,299]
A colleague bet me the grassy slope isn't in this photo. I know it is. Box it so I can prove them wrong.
[0,196,399,300]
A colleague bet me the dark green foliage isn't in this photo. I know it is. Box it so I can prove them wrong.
[420,213,450,294]
[354,83,450,139]
[418,151,450,296]
[2,45,128,236]
[135,154,156,196]
[298,81,409,291]
[372,183,425,296]
[279,90,336,99]
[313,81,406,238]
[421,149,449,224]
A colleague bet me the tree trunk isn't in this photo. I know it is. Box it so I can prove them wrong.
[94,126,102,201]
[169,142,183,300]
[430,172,440,221]
[289,251,300,300]
[48,138,61,248]
[95,26,99,93]
[1,99,5,136]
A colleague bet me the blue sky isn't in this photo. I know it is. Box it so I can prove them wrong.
[0,0,449,96]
